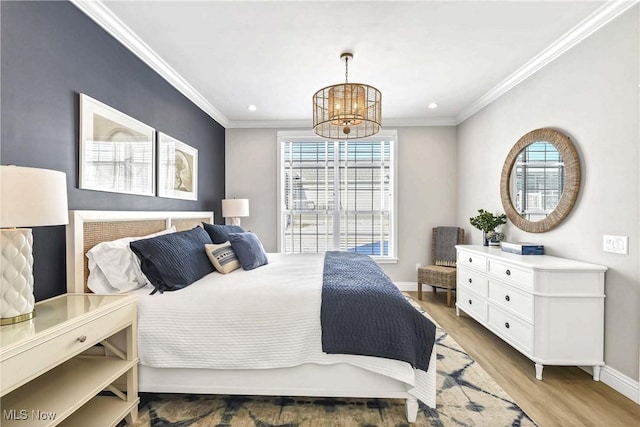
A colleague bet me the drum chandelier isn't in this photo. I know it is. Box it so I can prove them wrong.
[312,52,381,139]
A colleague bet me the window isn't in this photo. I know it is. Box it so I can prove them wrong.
[278,131,397,261]
[514,141,564,221]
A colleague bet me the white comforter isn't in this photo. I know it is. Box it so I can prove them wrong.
[132,253,434,404]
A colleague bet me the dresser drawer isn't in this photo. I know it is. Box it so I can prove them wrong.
[489,281,534,321]
[1,303,135,393]
[457,288,487,323]
[457,268,488,297]
[487,306,533,353]
[457,250,487,273]
[488,259,533,289]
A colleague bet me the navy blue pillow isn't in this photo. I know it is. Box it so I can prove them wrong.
[228,232,268,270]
[202,222,244,244]
[130,226,214,293]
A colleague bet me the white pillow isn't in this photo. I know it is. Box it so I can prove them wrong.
[87,257,119,294]
[87,226,176,294]
[205,242,241,274]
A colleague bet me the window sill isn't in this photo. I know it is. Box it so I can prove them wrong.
[372,257,399,264]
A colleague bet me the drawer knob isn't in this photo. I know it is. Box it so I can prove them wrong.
[469,257,472,263]
[505,295,510,302]
[468,299,472,305]
[505,322,510,329]
[468,278,472,283]
[506,269,511,276]
[77,335,87,343]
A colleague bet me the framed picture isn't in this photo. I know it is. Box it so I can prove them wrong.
[157,132,198,201]
[79,94,155,196]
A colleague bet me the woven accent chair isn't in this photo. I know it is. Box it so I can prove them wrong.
[417,227,465,307]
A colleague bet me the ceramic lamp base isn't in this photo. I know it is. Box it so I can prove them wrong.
[1,228,36,325]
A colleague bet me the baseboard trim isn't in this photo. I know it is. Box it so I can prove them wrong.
[599,365,640,404]
[394,281,421,291]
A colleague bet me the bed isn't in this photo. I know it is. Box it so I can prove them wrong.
[66,210,436,422]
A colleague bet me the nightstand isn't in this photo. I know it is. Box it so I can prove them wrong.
[0,294,138,426]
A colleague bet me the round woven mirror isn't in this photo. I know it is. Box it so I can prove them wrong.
[500,128,580,233]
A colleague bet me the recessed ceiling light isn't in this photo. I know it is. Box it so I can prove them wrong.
[248,104,257,111]
[428,102,438,109]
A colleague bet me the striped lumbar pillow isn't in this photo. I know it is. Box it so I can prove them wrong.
[205,242,241,274]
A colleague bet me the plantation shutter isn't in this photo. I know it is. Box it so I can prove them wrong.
[280,135,395,259]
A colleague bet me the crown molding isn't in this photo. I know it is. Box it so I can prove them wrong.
[70,0,229,127]
[227,119,311,129]
[383,117,458,127]
[455,0,639,125]
[226,116,457,129]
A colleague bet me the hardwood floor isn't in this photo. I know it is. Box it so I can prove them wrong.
[411,291,640,427]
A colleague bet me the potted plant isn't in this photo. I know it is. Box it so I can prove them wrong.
[469,209,507,246]
[485,230,505,247]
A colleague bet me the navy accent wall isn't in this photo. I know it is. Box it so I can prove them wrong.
[1,1,226,300]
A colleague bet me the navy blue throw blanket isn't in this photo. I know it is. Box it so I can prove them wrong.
[321,251,436,371]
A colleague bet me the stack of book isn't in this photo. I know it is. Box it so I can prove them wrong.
[501,242,544,255]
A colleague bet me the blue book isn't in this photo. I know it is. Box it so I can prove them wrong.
[500,242,544,255]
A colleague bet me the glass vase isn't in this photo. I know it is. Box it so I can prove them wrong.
[483,231,489,246]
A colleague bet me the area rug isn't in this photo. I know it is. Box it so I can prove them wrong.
[126,297,536,427]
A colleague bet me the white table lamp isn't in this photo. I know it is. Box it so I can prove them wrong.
[1,165,69,325]
[222,198,249,226]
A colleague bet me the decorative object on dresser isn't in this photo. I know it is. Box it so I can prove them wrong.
[469,209,506,246]
[79,93,156,197]
[0,294,138,426]
[500,128,580,233]
[0,165,68,325]
[157,132,198,201]
[222,198,249,226]
[312,52,382,140]
[501,242,544,255]
[417,227,465,306]
[455,245,607,380]
[485,230,505,246]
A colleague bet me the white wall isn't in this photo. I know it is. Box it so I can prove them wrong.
[225,128,280,251]
[225,126,458,282]
[457,7,639,380]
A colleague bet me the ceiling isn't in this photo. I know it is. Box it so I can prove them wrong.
[78,1,623,128]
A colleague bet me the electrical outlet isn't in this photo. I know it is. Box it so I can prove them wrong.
[415,263,421,271]
[603,235,628,254]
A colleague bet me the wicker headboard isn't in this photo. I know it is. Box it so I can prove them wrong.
[66,210,214,293]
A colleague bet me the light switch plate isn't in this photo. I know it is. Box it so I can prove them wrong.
[603,235,628,254]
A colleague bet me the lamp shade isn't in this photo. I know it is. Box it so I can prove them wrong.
[1,165,69,227]
[222,199,249,218]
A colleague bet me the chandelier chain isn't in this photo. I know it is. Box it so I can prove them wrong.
[345,56,349,83]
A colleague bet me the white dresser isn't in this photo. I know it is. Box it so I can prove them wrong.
[455,245,607,380]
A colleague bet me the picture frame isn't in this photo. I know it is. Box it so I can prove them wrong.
[157,132,198,201]
[79,94,155,196]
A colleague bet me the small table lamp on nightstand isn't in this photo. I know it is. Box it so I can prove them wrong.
[222,198,249,226]
[0,165,68,325]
